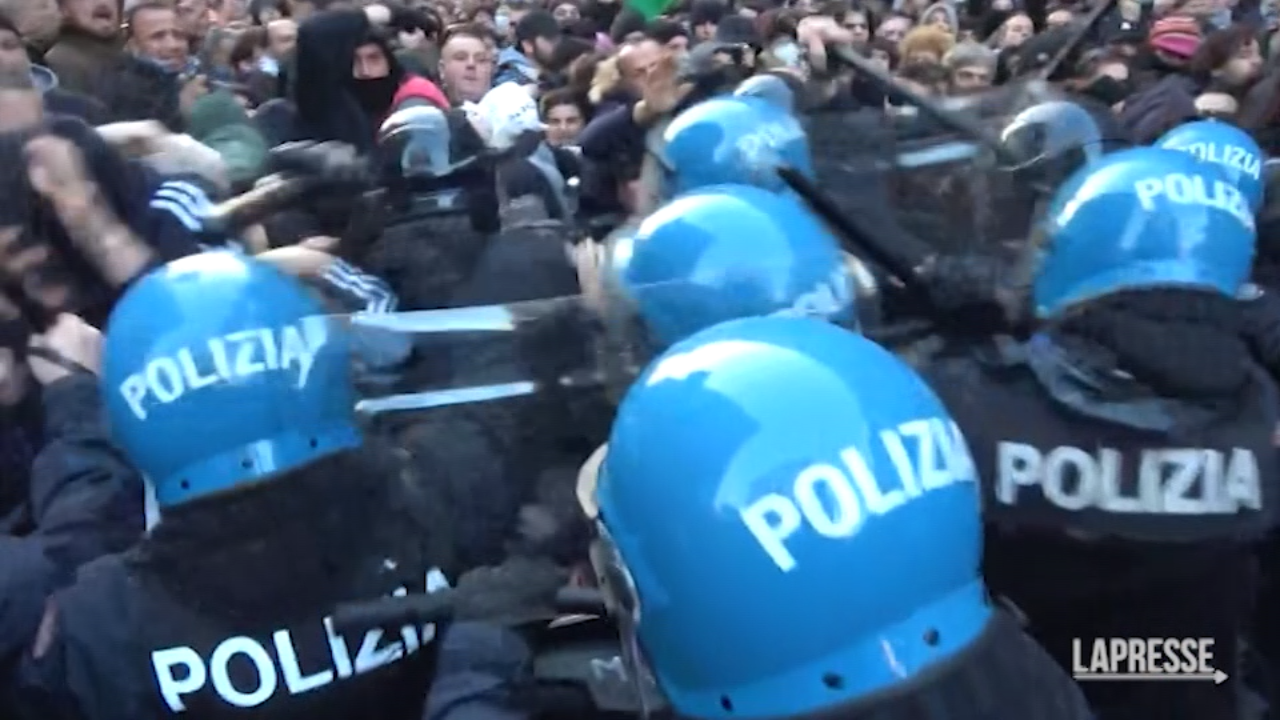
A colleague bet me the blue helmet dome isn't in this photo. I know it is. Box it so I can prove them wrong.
[733,73,797,112]
[661,95,813,196]
[1156,120,1265,211]
[605,184,855,349]
[1035,146,1256,318]
[596,315,988,718]
[102,251,360,508]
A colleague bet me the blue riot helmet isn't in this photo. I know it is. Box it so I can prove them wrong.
[660,95,812,197]
[999,100,1127,196]
[377,105,481,181]
[599,183,854,383]
[1035,146,1256,319]
[1156,120,1265,211]
[591,316,989,718]
[102,251,359,508]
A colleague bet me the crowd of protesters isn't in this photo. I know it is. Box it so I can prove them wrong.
[0,0,1271,220]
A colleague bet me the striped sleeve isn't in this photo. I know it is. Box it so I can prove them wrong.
[149,178,214,233]
[320,258,399,314]
[145,175,218,258]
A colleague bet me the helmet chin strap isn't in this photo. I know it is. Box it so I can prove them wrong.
[144,478,162,532]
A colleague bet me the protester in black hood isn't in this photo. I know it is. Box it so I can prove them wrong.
[291,7,447,152]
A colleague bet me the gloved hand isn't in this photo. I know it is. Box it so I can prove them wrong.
[451,556,569,627]
[267,141,371,189]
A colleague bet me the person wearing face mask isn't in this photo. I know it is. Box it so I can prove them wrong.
[289,5,449,152]
[1068,48,1135,110]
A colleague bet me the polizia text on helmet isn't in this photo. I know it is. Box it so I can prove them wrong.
[741,418,975,572]
[118,320,329,421]
[1165,142,1261,180]
[1130,174,1254,229]
[772,266,852,321]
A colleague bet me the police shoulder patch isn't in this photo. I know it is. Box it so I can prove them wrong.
[1238,283,1265,301]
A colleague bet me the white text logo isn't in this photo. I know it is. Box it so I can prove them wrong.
[1072,637,1227,684]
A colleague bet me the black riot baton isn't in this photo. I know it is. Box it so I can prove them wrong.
[330,586,608,634]
[776,166,931,294]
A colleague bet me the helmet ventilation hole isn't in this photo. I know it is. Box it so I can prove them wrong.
[719,696,734,711]
[923,628,941,646]
[822,673,844,690]
[309,437,318,449]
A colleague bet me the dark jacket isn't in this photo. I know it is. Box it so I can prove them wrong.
[1118,73,1200,144]
[42,27,122,99]
[0,373,144,665]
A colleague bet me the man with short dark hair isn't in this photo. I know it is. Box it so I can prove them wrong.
[126,2,191,74]
[494,9,559,86]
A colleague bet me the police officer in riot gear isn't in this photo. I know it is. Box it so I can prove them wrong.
[982,99,1131,252]
[1156,121,1264,212]
[999,100,1129,198]
[1153,122,1280,389]
[362,105,499,311]
[581,315,1092,720]
[921,147,1276,720]
[13,252,473,720]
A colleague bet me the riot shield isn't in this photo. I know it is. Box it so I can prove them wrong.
[343,293,610,418]
[806,79,1065,258]
[341,269,871,429]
